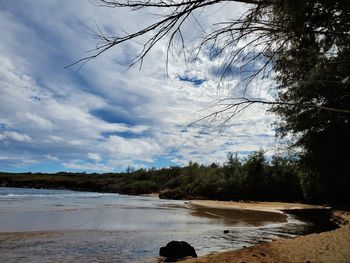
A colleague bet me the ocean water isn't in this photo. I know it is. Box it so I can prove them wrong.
[0,187,333,262]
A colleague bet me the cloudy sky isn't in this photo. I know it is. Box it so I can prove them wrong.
[0,0,278,173]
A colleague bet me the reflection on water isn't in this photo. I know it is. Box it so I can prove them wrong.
[0,187,336,263]
[190,207,287,227]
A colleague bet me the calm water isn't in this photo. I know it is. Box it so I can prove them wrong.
[0,187,333,262]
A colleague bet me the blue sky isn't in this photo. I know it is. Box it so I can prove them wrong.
[0,0,277,173]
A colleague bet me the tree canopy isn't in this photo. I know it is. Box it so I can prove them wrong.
[0,151,304,202]
[267,0,350,203]
[75,0,350,204]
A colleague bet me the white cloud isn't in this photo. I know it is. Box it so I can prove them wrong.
[87,153,102,162]
[0,1,279,171]
[102,135,162,162]
[47,135,65,143]
[22,112,55,130]
[0,131,32,142]
[63,161,114,172]
[46,154,59,161]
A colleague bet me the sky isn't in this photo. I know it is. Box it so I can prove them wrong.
[0,0,278,173]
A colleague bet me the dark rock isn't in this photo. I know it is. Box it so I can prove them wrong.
[224,230,230,234]
[159,241,197,261]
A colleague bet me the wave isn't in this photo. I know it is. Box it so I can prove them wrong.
[0,187,118,200]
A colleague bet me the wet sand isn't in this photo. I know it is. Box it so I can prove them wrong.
[187,200,326,213]
[181,202,350,263]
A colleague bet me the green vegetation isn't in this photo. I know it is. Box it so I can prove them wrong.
[78,0,350,206]
[0,150,306,203]
[267,0,350,205]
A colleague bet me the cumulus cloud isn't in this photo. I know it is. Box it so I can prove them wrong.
[87,153,102,163]
[102,135,162,161]
[22,112,55,130]
[0,131,32,142]
[0,0,278,172]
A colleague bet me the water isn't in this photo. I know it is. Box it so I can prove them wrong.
[0,187,334,262]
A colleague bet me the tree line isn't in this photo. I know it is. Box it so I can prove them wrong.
[1,150,329,204]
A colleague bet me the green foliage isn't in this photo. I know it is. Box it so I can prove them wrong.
[224,152,241,179]
[268,0,350,204]
[0,151,304,202]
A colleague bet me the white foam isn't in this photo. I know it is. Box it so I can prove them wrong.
[0,188,118,200]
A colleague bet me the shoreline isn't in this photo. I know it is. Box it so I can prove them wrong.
[2,187,348,262]
[185,200,328,214]
[179,201,350,263]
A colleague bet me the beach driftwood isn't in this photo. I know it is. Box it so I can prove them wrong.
[160,241,197,261]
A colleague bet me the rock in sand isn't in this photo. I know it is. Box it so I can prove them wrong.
[159,241,197,261]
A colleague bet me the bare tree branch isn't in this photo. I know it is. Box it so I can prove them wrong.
[68,0,350,119]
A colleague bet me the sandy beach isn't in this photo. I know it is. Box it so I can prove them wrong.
[186,200,327,213]
[181,201,350,263]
